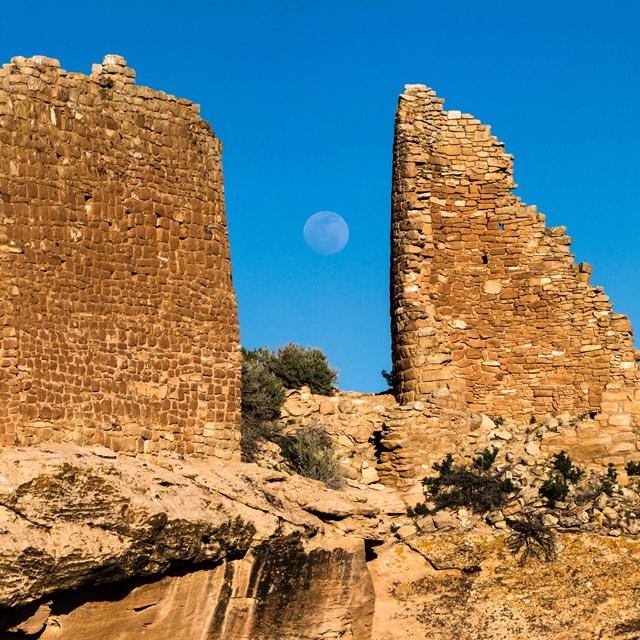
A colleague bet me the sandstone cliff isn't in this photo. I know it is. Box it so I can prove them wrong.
[0,443,383,639]
[3,438,640,639]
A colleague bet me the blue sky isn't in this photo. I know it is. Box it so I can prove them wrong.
[2,1,639,392]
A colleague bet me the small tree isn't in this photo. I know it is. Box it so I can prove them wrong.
[240,350,286,461]
[261,343,338,395]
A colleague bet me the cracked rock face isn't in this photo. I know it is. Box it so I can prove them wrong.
[0,444,374,639]
[369,529,640,640]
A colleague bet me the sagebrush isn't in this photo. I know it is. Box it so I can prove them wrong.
[278,426,344,489]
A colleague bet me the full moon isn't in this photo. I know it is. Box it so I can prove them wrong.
[303,211,349,255]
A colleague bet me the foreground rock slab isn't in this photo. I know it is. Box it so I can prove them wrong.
[369,527,640,640]
[0,444,374,639]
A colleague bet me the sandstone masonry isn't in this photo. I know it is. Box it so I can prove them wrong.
[391,84,640,422]
[0,55,241,459]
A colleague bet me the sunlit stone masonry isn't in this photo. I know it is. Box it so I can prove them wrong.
[0,55,241,458]
[391,84,640,429]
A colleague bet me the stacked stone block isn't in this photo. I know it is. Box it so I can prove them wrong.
[0,55,241,458]
[279,389,470,489]
[391,84,639,421]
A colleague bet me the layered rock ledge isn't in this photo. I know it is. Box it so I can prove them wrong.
[0,444,381,639]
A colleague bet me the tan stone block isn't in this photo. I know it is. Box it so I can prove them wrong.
[607,441,636,455]
[608,414,632,427]
[572,443,609,459]
[319,401,336,415]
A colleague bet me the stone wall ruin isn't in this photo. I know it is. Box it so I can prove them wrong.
[0,55,241,458]
[391,84,640,426]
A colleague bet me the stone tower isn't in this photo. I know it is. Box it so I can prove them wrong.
[0,55,241,458]
[391,84,638,421]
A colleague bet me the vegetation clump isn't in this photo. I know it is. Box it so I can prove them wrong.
[240,344,337,460]
[406,502,430,518]
[539,475,569,508]
[256,343,338,395]
[506,510,556,564]
[418,450,516,515]
[278,425,344,490]
[552,450,584,483]
[473,446,500,471]
[240,349,286,461]
[626,461,640,476]
[539,450,583,507]
[381,369,393,390]
[600,463,618,497]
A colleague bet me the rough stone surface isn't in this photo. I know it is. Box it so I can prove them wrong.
[279,388,469,488]
[390,84,639,425]
[280,388,640,490]
[0,443,375,639]
[369,530,640,640]
[0,55,240,459]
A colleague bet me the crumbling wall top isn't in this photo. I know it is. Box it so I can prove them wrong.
[391,83,638,421]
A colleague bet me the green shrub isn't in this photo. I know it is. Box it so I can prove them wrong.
[242,353,285,423]
[421,452,515,514]
[278,426,343,489]
[493,416,505,426]
[626,461,640,476]
[249,343,337,395]
[505,510,556,564]
[552,450,584,484]
[240,343,337,459]
[422,453,454,496]
[240,351,286,461]
[407,502,430,518]
[600,463,618,497]
[473,447,499,471]
[539,474,569,507]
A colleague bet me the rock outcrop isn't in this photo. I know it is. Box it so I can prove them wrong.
[370,528,640,640]
[4,437,640,639]
[0,444,378,639]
